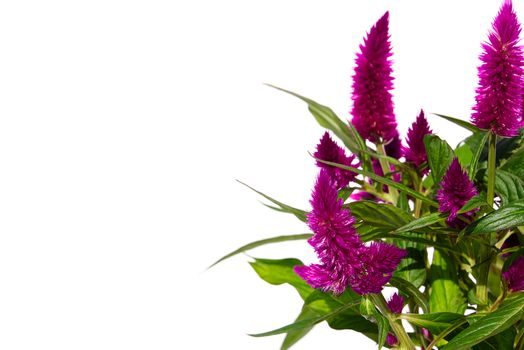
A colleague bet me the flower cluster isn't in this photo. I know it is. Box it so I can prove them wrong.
[294,166,406,295]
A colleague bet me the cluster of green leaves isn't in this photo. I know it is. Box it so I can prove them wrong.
[212,89,524,349]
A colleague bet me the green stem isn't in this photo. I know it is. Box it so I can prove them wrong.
[414,180,423,218]
[376,143,399,204]
[476,132,497,307]
[371,294,415,350]
[487,131,497,209]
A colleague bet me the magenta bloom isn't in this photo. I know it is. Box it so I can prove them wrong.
[295,170,406,295]
[387,293,405,314]
[351,12,398,143]
[314,132,359,188]
[503,256,524,291]
[471,0,524,137]
[294,169,362,294]
[436,158,478,227]
[403,110,432,172]
[385,132,402,159]
[386,334,398,347]
[349,242,407,295]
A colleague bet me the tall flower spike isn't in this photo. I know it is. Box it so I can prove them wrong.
[436,158,478,227]
[314,132,359,188]
[471,0,524,137]
[403,110,432,173]
[503,256,524,291]
[351,12,398,143]
[294,169,363,294]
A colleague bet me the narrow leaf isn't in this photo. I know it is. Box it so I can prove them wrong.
[432,113,481,133]
[237,180,308,222]
[280,306,318,350]
[400,312,465,334]
[467,200,524,235]
[429,250,467,314]
[209,233,312,268]
[468,131,489,179]
[392,212,446,234]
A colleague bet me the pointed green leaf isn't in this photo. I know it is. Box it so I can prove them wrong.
[389,277,429,313]
[238,180,308,222]
[467,200,524,235]
[468,131,489,179]
[494,170,524,205]
[400,312,465,335]
[280,306,318,350]
[432,113,481,133]
[441,292,524,350]
[424,134,455,185]
[392,212,446,234]
[209,233,312,268]
[458,195,488,214]
[392,238,427,288]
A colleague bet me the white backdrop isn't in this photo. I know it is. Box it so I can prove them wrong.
[0,0,517,349]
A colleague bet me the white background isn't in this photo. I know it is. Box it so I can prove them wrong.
[0,0,518,349]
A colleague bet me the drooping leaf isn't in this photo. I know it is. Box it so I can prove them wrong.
[441,292,524,350]
[432,113,481,133]
[501,145,524,179]
[209,233,312,268]
[400,312,465,335]
[424,134,455,185]
[266,85,362,154]
[280,306,318,350]
[249,258,314,299]
[238,180,308,222]
[429,250,467,314]
[467,200,524,235]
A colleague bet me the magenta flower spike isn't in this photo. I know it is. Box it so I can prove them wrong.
[403,110,432,172]
[471,0,524,137]
[351,12,398,144]
[436,158,478,227]
[294,169,363,294]
[314,132,359,188]
[503,256,524,291]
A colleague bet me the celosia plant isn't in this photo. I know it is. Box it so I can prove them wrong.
[212,1,524,349]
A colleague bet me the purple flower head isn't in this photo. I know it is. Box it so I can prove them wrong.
[503,256,524,291]
[436,158,478,227]
[351,12,398,143]
[349,241,407,295]
[387,293,405,314]
[294,169,363,294]
[386,333,398,347]
[403,110,432,173]
[471,0,524,137]
[314,132,359,188]
[349,190,380,202]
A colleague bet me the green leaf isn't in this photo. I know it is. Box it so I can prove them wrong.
[280,306,318,350]
[424,134,455,185]
[249,300,360,337]
[429,250,467,314]
[472,327,517,350]
[467,200,524,235]
[400,312,465,334]
[249,258,314,300]
[441,292,524,350]
[348,201,412,234]
[237,180,308,222]
[458,195,488,214]
[317,158,438,207]
[266,84,361,154]
[389,277,429,313]
[494,170,524,205]
[432,113,481,133]
[209,233,312,268]
[392,212,446,234]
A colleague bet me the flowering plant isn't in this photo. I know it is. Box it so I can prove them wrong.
[212,1,524,349]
